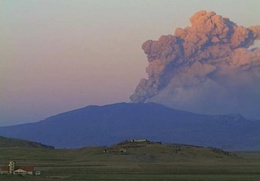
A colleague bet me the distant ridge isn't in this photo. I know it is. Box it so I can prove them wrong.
[0,136,54,149]
[0,102,259,150]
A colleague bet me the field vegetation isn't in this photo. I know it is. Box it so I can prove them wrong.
[1,141,260,180]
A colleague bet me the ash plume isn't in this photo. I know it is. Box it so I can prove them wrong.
[130,10,260,118]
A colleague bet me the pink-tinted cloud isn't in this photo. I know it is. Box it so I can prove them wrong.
[131,10,260,118]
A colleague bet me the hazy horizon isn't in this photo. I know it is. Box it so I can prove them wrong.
[1,0,260,126]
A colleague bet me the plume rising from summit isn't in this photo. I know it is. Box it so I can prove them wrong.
[130,10,260,118]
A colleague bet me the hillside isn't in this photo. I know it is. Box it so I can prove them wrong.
[102,140,238,162]
[0,102,259,150]
[0,140,238,163]
[0,136,54,149]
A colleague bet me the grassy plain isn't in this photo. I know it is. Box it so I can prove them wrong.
[1,143,260,181]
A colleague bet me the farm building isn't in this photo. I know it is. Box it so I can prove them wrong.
[128,139,149,143]
[0,166,9,174]
[0,161,39,176]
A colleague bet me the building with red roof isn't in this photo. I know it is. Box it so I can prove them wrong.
[0,161,37,176]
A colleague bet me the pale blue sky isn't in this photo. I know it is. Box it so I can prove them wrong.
[1,0,260,126]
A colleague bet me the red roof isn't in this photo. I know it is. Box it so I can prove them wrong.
[1,165,34,172]
[1,166,9,171]
[16,166,34,172]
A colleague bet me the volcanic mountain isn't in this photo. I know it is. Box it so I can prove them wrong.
[0,102,259,150]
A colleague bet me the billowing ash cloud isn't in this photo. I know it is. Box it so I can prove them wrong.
[130,10,260,118]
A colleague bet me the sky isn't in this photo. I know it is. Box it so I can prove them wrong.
[1,0,260,126]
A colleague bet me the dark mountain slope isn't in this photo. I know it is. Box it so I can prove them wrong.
[0,136,54,148]
[0,102,259,150]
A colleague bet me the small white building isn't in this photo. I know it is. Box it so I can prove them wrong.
[13,169,27,176]
[129,139,149,143]
[35,170,41,176]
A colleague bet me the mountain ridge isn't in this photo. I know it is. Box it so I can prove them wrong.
[0,102,259,150]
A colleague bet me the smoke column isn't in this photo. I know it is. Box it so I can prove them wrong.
[130,10,260,118]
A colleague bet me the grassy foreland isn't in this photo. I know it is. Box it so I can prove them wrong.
[1,143,260,181]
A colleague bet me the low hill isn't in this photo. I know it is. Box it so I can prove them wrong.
[0,102,259,150]
[0,136,54,149]
[102,140,238,162]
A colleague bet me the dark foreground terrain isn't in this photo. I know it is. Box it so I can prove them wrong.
[1,141,260,181]
[0,136,54,149]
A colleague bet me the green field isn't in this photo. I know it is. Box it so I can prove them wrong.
[1,143,260,181]
[1,174,260,181]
